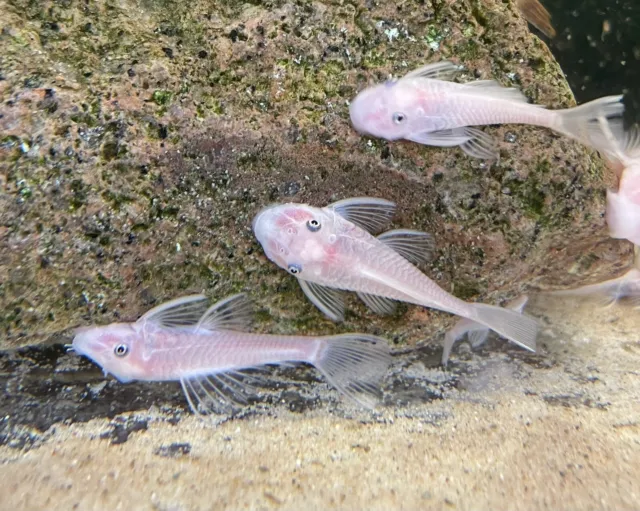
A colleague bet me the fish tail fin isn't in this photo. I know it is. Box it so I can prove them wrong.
[470,303,538,354]
[556,95,626,150]
[311,334,391,409]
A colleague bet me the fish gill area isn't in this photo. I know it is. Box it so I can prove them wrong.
[0,0,638,510]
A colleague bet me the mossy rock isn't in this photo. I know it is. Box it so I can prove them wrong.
[0,0,632,349]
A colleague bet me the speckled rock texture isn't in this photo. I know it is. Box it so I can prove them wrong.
[0,0,633,351]
[1,2,639,509]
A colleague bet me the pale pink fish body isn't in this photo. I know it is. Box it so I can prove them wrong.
[596,121,640,245]
[253,197,538,360]
[548,268,640,308]
[349,61,625,159]
[72,294,391,413]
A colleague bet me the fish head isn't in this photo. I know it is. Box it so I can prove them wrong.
[349,81,417,140]
[253,203,343,280]
[72,323,147,382]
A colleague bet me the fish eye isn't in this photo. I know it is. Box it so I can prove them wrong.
[392,112,406,124]
[306,219,321,232]
[114,344,129,357]
[288,263,302,275]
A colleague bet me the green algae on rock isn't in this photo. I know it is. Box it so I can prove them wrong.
[0,0,632,349]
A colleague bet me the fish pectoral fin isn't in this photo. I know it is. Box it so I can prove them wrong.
[194,293,254,333]
[407,127,498,160]
[327,197,396,234]
[459,127,500,160]
[401,61,461,82]
[180,369,262,415]
[407,129,470,147]
[298,279,345,322]
[377,229,435,266]
[136,294,210,328]
[356,292,398,316]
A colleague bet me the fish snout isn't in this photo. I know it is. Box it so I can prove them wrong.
[252,206,277,242]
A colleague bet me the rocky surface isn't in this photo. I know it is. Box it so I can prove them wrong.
[1,1,639,509]
[0,0,632,350]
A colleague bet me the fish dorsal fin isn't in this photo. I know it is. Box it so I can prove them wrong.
[463,80,537,105]
[298,279,345,322]
[195,294,254,333]
[356,292,397,316]
[136,295,210,328]
[401,61,461,82]
[328,197,396,234]
[377,229,435,266]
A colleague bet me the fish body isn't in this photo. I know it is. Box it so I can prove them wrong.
[596,121,640,245]
[72,294,391,413]
[349,61,625,160]
[253,197,538,359]
[548,268,640,308]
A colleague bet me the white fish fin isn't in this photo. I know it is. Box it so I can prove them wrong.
[623,124,640,158]
[298,279,345,322]
[137,295,209,328]
[328,197,396,234]
[194,293,253,333]
[407,127,498,159]
[558,95,625,149]
[469,330,490,348]
[441,294,530,365]
[180,370,258,415]
[441,317,476,366]
[463,80,533,104]
[377,229,436,265]
[407,129,469,147]
[402,61,462,81]
[471,303,538,353]
[459,127,499,160]
[356,292,397,315]
[312,334,391,409]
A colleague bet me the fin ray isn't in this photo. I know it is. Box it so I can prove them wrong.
[377,229,435,265]
[328,197,396,234]
[298,279,345,322]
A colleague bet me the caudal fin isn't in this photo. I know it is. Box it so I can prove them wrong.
[557,95,625,151]
[312,334,391,409]
[470,302,538,355]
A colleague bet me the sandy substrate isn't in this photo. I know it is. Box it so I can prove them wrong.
[1,295,639,511]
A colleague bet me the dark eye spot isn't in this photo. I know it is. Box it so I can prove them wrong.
[306,219,321,232]
[114,344,129,357]
[288,263,302,275]
[392,112,406,124]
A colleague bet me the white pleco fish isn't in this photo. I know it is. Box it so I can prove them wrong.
[586,118,640,246]
[253,197,538,362]
[349,60,625,160]
[547,268,640,309]
[72,294,392,413]
[442,295,530,366]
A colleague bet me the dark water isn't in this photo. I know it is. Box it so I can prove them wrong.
[530,0,640,124]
